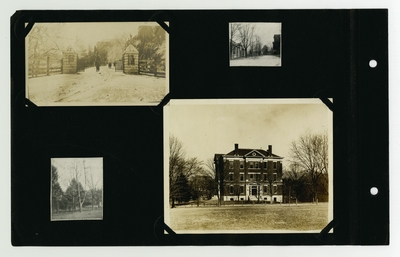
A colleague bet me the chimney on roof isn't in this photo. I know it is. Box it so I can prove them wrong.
[268,145,272,156]
[234,143,239,155]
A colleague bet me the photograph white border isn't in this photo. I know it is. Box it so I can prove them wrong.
[164,98,333,234]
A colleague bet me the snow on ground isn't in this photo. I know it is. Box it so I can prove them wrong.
[27,66,168,106]
[230,55,281,67]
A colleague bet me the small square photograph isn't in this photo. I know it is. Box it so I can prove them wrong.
[26,22,169,106]
[229,22,281,67]
[164,99,332,233]
[51,157,103,221]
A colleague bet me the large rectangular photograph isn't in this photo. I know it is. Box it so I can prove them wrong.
[26,22,169,106]
[164,99,333,233]
[51,157,103,221]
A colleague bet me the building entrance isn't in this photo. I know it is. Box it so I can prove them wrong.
[251,186,257,196]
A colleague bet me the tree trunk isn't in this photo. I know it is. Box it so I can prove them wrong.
[217,182,221,207]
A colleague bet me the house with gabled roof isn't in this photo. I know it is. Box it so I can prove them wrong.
[214,143,283,203]
[230,39,245,59]
[123,44,139,74]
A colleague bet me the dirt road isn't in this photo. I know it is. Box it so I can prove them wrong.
[27,66,167,106]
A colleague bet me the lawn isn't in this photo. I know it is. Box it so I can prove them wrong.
[168,203,328,232]
[51,208,103,221]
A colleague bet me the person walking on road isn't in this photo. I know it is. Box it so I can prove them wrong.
[94,46,100,72]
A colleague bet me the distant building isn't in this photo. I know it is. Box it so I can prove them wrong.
[214,143,284,203]
[272,34,281,55]
[230,40,245,59]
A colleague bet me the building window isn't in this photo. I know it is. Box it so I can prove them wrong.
[263,162,267,169]
[273,185,277,192]
[263,173,267,181]
[240,161,244,169]
[229,160,233,169]
[256,174,260,181]
[240,173,244,181]
[229,173,233,181]
[230,186,234,194]
[263,185,268,193]
[249,162,254,169]
[255,162,259,168]
[250,174,254,179]
[240,186,244,194]
[274,162,277,169]
[273,173,277,182]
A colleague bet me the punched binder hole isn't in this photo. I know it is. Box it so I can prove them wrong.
[369,59,377,68]
[370,187,378,195]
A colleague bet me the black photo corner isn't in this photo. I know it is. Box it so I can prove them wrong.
[11,10,388,245]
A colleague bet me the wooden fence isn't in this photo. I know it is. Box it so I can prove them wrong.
[28,56,62,78]
[138,59,166,78]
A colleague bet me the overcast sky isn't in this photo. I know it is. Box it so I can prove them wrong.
[230,22,281,48]
[165,99,332,168]
[29,22,160,51]
[51,157,103,192]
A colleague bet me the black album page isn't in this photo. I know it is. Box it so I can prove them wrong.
[11,9,388,246]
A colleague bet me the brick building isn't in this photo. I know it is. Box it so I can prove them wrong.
[214,143,283,203]
[272,34,281,55]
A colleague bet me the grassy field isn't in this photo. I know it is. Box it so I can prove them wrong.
[169,203,328,232]
[51,208,103,221]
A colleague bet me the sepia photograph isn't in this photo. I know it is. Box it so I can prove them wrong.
[26,22,168,106]
[229,22,281,67]
[51,157,103,221]
[164,99,332,233]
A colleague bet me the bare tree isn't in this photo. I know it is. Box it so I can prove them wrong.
[216,158,232,206]
[184,157,203,179]
[253,35,262,56]
[204,158,217,179]
[283,163,305,204]
[290,132,328,204]
[169,135,186,207]
[204,158,218,200]
[27,24,72,59]
[69,159,88,212]
[237,24,255,58]
[107,34,129,63]
[87,173,100,210]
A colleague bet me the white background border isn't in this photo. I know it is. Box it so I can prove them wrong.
[3,1,399,256]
